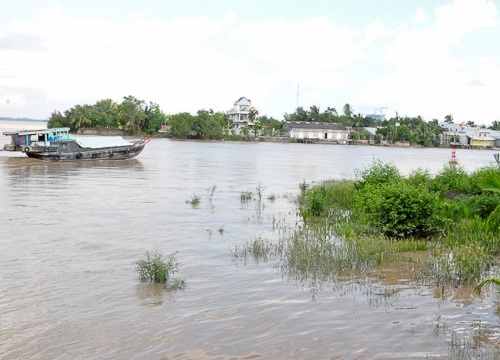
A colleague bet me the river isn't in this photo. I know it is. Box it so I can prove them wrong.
[1,121,499,359]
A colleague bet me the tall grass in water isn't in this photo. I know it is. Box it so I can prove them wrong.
[135,250,185,290]
[236,162,500,288]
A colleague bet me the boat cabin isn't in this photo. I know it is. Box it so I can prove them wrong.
[2,128,71,151]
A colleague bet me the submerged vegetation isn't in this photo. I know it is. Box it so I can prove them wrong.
[134,249,185,290]
[233,161,500,288]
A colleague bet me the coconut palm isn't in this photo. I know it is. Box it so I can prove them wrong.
[343,103,353,117]
[444,114,453,123]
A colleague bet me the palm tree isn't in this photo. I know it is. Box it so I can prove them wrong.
[489,120,500,130]
[343,103,353,117]
[70,105,93,131]
[94,99,118,128]
[309,105,320,121]
[444,114,453,123]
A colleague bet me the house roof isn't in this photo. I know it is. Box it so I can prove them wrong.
[467,135,496,141]
[286,121,348,131]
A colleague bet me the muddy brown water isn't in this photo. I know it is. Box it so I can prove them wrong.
[1,121,499,359]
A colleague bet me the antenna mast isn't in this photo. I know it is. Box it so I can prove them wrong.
[296,83,299,109]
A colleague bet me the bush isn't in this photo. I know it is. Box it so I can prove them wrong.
[430,165,478,197]
[357,180,446,238]
[354,160,401,190]
[135,249,180,283]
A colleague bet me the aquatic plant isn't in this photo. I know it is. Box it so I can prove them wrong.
[240,191,253,201]
[134,250,184,289]
[475,277,500,293]
[256,183,264,201]
[208,184,216,203]
[187,194,200,206]
[234,162,499,288]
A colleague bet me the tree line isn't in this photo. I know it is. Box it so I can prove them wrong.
[284,104,500,147]
[47,96,166,134]
[47,97,499,144]
[47,96,284,139]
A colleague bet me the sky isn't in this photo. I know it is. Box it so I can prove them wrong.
[1,0,500,125]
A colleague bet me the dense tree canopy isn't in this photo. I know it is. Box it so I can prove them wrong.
[47,96,167,134]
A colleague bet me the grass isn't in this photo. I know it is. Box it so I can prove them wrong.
[134,249,185,290]
[208,184,216,203]
[240,191,253,201]
[232,163,500,289]
[187,194,201,206]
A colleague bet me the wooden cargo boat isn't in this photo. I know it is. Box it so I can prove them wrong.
[23,136,147,161]
[3,128,147,161]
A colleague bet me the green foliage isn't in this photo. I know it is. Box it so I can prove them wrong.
[354,160,401,190]
[299,180,356,218]
[430,165,478,196]
[357,180,446,238]
[168,109,229,140]
[47,96,167,134]
[476,277,500,293]
[187,195,200,206]
[240,191,253,201]
[134,250,180,284]
[236,162,498,288]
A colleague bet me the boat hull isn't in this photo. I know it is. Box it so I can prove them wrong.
[25,141,145,162]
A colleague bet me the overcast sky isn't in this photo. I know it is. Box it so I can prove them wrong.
[1,0,499,125]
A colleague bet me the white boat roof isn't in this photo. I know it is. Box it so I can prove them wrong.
[3,128,69,136]
[75,136,133,148]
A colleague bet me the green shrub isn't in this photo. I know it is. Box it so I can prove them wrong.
[135,250,180,283]
[407,168,432,188]
[357,180,446,238]
[430,165,478,197]
[354,160,401,190]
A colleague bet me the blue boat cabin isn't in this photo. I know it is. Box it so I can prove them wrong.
[2,128,70,151]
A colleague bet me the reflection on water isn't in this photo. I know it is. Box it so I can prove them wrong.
[0,128,499,359]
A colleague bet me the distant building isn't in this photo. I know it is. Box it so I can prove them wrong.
[284,121,349,143]
[227,97,258,135]
[440,123,496,148]
[468,129,496,148]
[366,113,386,121]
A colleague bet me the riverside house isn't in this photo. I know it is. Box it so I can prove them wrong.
[284,121,349,143]
[227,97,258,135]
[441,123,496,148]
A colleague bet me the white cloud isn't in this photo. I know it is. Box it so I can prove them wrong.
[364,22,387,44]
[1,1,500,124]
[414,10,427,24]
[360,0,500,124]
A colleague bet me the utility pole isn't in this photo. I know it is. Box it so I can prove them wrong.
[296,83,300,110]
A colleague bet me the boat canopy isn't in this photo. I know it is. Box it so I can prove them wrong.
[75,136,133,149]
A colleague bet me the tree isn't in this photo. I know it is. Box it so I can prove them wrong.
[489,120,500,130]
[444,114,453,123]
[117,96,147,134]
[47,111,67,128]
[309,105,320,121]
[70,105,93,131]
[326,107,338,116]
[94,99,118,128]
[343,103,353,117]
